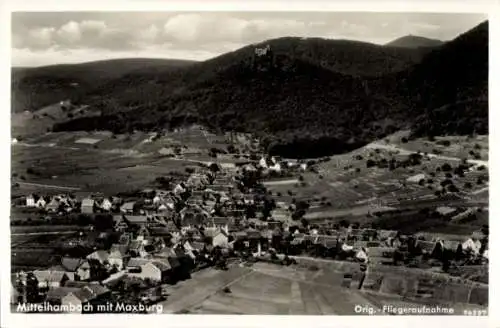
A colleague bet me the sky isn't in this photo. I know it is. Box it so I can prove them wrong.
[11,12,487,67]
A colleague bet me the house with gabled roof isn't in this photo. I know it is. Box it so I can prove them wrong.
[122,215,149,226]
[46,198,61,212]
[35,197,47,208]
[100,198,113,212]
[120,201,135,214]
[32,270,69,289]
[26,194,36,207]
[415,240,438,255]
[53,257,89,281]
[126,258,172,282]
[129,240,148,258]
[81,198,95,214]
[61,283,111,313]
[108,245,130,270]
[86,250,110,266]
[46,287,80,305]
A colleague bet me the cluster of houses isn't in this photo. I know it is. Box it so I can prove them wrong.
[23,193,115,214]
[12,155,489,311]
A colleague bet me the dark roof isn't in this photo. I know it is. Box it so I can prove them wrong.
[127,258,151,267]
[61,257,85,272]
[151,259,172,271]
[46,287,80,301]
[129,240,143,250]
[416,240,437,253]
[123,215,149,224]
[71,284,110,302]
[246,229,261,239]
[233,231,248,239]
[64,281,90,288]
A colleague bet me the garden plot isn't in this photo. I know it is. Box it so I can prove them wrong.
[263,179,299,186]
[75,137,101,145]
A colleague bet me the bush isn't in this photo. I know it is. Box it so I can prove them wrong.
[366,159,376,168]
[441,163,452,172]
[437,140,451,147]
[401,137,408,143]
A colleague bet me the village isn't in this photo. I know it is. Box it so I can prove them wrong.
[10,136,489,313]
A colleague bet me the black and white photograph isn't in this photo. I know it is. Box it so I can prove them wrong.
[5,4,493,324]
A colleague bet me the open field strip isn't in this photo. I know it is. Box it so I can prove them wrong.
[366,143,489,167]
[11,231,78,237]
[262,179,299,186]
[16,182,81,191]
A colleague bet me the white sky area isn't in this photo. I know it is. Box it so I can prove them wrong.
[11,12,487,67]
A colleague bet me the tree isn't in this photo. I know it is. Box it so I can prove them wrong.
[339,220,349,228]
[441,163,452,172]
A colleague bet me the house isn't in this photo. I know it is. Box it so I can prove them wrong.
[32,270,69,289]
[46,287,80,305]
[377,230,398,241]
[81,198,95,214]
[120,202,135,214]
[108,245,130,270]
[153,194,162,206]
[101,198,113,212]
[440,240,461,252]
[61,283,111,313]
[212,231,229,248]
[355,248,368,262]
[129,240,148,258]
[315,235,338,249]
[462,238,481,255]
[173,183,186,196]
[180,206,210,226]
[75,260,92,281]
[86,250,110,266]
[415,240,437,255]
[35,197,47,208]
[26,194,36,207]
[211,217,230,230]
[46,198,61,212]
[126,258,171,282]
[56,257,88,280]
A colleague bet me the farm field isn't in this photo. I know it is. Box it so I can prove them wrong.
[160,262,379,315]
[11,140,199,195]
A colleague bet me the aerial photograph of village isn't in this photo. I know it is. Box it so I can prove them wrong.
[9,11,488,315]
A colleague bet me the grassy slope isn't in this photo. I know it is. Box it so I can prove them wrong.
[11,58,196,112]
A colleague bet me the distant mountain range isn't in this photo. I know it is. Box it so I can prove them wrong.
[12,22,488,158]
[385,35,445,48]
